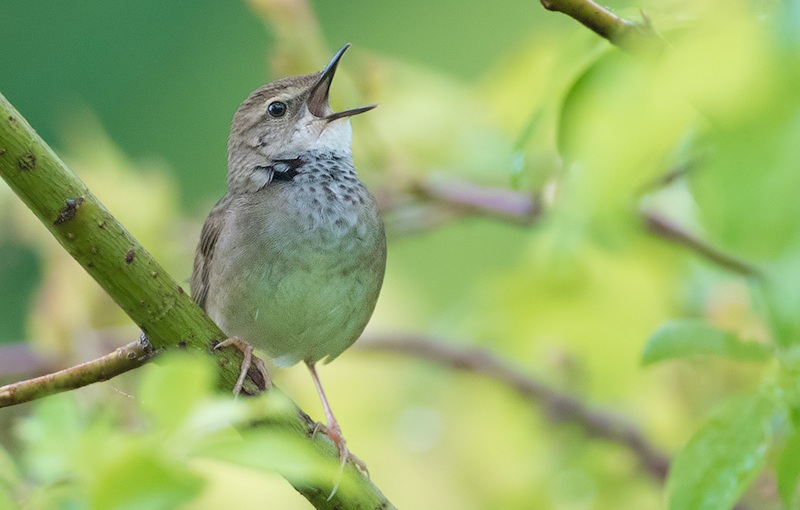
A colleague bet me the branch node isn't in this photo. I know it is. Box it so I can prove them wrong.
[17,152,36,171]
[54,197,85,225]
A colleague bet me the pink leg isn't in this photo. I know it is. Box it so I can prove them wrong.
[306,362,368,475]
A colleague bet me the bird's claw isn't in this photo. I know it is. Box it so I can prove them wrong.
[311,421,370,478]
[214,337,271,395]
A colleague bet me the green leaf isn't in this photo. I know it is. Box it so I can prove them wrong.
[757,253,800,347]
[0,446,17,509]
[0,444,19,489]
[667,394,776,510]
[91,446,204,510]
[688,99,800,259]
[198,430,338,482]
[18,396,85,483]
[138,353,217,432]
[777,427,800,509]
[0,488,13,510]
[642,319,773,365]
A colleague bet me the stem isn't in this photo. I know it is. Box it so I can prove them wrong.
[0,92,395,510]
[0,337,153,406]
[411,178,542,225]
[538,0,659,50]
[643,211,760,278]
[390,177,759,277]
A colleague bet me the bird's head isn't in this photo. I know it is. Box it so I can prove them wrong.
[227,44,375,190]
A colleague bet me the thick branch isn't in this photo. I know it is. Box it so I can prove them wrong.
[358,335,670,481]
[538,0,658,50]
[0,92,395,510]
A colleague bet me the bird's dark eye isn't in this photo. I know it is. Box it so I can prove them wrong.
[267,101,287,118]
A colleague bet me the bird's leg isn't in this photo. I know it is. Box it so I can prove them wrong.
[215,337,271,396]
[306,362,369,477]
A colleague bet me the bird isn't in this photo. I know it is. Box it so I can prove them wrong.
[190,44,386,471]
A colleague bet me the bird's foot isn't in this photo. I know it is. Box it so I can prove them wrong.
[311,421,370,477]
[214,337,271,396]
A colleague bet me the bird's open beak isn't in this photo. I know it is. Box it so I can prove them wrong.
[307,44,377,121]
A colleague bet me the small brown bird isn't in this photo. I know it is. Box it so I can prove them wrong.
[191,44,386,468]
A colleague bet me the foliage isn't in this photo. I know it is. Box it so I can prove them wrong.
[0,354,338,509]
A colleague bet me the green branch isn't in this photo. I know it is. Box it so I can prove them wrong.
[0,92,395,510]
[0,337,154,406]
[539,0,659,49]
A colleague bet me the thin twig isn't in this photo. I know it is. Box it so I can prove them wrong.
[642,211,760,278]
[377,178,543,238]
[384,204,469,238]
[411,178,543,226]
[358,334,670,481]
[0,336,155,407]
[636,161,697,195]
[391,177,760,277]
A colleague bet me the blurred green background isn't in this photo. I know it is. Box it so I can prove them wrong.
[0,0,554,345]
[2,0,799,508]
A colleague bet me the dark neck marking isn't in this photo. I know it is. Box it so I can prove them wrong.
[258,157,304,182]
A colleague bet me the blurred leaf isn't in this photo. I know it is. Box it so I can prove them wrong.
[0,488,12,510]
[777,426,800,509]
[757,253,800,347]
[479,220,678,397]
[689,111,800,259]
[91,446,204,510]
[642,319,773,365]
[557,49,615,162]
[682,6,800,259]
[17,396,86,484]
[198,430,338,483]
[0,444,19,489]
[652,0,769,124]
[556,48,697,239]
[0,446,19,507]
[775,0,800,49]
[667,393,778,510]
[138,353,217,433]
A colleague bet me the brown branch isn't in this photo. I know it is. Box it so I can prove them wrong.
[0,336,155,406]
[391,177,760,277]
[642,211,760,278]
[637,161,697,195]
[411,178,543,225]
[377,177,544,237]
[538,0,660,50]
[358,334,670,481]
[385,205,470,238]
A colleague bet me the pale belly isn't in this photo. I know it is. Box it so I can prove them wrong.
[210,253,382,366]
[205,194,385,366]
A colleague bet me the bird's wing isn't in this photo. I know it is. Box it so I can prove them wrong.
[191,196,229,310]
